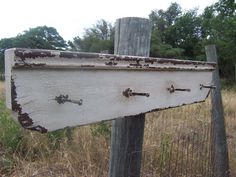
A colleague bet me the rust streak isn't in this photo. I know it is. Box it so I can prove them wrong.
[105,61,118,66]
[11,78,47,133]
[14,63,46,68]
[13,48,216,68]
[12,65,215,72]
[156,58,217,67]
[15,49,56,60]
[145,99,207,115]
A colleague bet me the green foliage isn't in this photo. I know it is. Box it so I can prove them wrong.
[0,100,24,153]
[47,128,68,149]
[46,126,75,149]
[221,79,236,91]
[71,19,114,53]
[174,9,202,57]
[149,4,202,59]
[0,26,67,50]
[149,0,236,79]
[200,0,236,77]
[0,26,68,73]
[91,121,111,139]
[149,5,184,59]
[150,3,182,31]
[16,26,67,50]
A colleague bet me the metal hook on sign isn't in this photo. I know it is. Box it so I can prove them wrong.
[123,88,150,98]
[167,85,191,93]
[54,94,83,106]
[200,84,216,90]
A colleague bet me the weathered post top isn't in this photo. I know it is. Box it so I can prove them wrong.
[5,48,216,133]
[109,17,152,177]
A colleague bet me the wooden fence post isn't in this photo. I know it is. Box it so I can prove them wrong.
[109,17,151,177]
[205,45,229,177]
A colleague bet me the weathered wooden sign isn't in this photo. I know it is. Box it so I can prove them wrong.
[5,48,216,133]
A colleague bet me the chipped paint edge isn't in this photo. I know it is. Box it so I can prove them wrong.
[10,48,216,69]
[5,48,215,133]
[5,49,47,133]
[12,65,215,72]
[11,77,47,133]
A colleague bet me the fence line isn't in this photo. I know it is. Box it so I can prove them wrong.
[133,99,215,177]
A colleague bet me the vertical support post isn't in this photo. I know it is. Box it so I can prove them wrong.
[109,17,151,177]
[205,45,229,177]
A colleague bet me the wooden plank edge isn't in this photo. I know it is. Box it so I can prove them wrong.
[6,48,217,67]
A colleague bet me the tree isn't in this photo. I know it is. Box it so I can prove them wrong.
[149,0,236,73]
[14,26,67,50]
[149,3,184,58]
[0,26,67,73]
[71,19,114,53]
[201,0,236,77]
[174,9,202,58]
[150,28,184,58]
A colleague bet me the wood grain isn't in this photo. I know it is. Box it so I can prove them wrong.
[4,45,215,133]
[205,45,229,177]
[10,69,212,132]
[109,17,151,177]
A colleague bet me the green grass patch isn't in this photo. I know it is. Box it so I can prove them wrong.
[0,99,24,153]
[221,79,236,91]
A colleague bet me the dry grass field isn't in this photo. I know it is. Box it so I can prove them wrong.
[0,81,235,177]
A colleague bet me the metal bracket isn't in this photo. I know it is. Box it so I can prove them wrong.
[167,85,191,93]
[123,88,150,98]
[55,94,83,106]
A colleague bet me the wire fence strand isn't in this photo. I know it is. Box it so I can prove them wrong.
[139,98,214,177]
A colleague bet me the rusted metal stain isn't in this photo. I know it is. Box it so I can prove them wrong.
[156,58,217,66]
[121,100,207,121]
[167,85,191,93]
[123,88,150,97]
[105,61,118,66]
[146,99,207,115]
[200,84,216,90]
[102,54,216,67]
[60,52,99,59]
[54,94,83,106]
[15,63,46,68]
[15,49,56,60]
[123,89,212,116]
[12,65,216,72]
[129,60,142,68]
[14,48,216,66]
[11,78,47,133]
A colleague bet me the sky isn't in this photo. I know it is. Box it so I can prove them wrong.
[0,0,218,41]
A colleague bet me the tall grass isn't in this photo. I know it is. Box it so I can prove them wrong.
[0,81,235,176]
